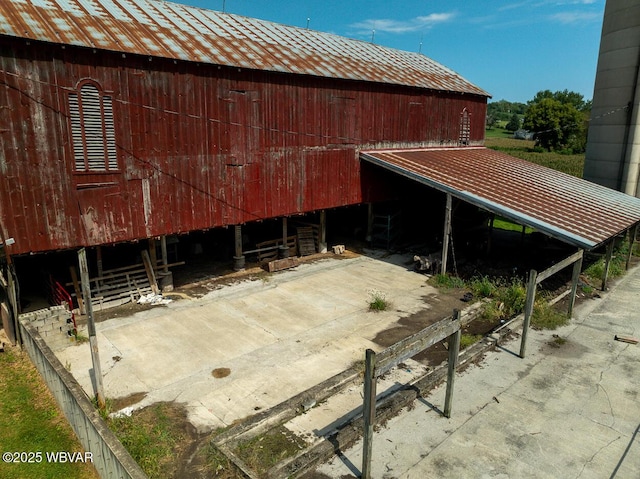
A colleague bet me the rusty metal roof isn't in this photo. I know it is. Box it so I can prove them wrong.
[361,147,640,250]
[0,0,489,96]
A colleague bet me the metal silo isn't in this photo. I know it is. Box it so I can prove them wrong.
[584,0,640,196]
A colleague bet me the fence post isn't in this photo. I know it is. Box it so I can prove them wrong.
[601,240,615,291]
[362,348,377,479]
[520,269,538,358]
[626,225,637,271]
[444,309,461,418]
[441,193,452,275]
[568,251,584,317]
[78,248,105,409]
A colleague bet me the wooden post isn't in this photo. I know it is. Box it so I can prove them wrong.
[366,203,374,243]
[234,225,243,258]
[568,251,584,317]
[282,217,288,245]
[601,240,615,291]
[78,248,105,409]
[7,266,21,347]
[233,225,245,271]
[148,238,157,270]
[96,246,103,294]
[160,235,169,273]
[141,250,159,295]
[69,266,85,315]
[626,225,637,270]
[444,309,461,418]
[441,193,452,275]
[520,269,538,358]
[362,348,377,479]
[319,210,327,253]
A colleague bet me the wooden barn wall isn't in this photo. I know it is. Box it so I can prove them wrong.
[0,39,487,255]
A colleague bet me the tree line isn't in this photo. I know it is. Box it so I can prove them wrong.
[487,89,592,153]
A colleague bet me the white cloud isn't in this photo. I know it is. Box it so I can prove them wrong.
[349,13,455,35]
[550,11,601,23]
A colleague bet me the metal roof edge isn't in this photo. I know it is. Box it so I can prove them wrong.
[359,151,597,250]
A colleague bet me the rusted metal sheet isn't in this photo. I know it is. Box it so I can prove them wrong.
[0,0,489,97]
[361,147,640,250]
[0,33,487,256]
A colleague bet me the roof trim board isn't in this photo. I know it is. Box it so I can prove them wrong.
[361,147,640,250]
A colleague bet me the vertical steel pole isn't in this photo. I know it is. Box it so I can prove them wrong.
[362,348,377,479]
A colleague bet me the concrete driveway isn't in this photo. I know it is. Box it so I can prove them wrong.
[314,265,640,479]
[57,253,439,432]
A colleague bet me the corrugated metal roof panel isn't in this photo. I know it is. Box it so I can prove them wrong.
[0,0,489,96]
[361,147,640,250]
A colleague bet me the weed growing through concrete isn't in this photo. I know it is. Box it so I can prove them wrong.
[531,300,569,330]
[367,289,389,312]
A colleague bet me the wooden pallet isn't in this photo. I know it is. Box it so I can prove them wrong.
[297,227,317,256]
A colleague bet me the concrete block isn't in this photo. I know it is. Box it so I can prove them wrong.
[332,245,345,254]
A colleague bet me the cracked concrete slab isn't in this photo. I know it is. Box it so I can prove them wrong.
[55,253,438,432]
[314,265,640,478]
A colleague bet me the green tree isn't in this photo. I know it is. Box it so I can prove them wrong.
[523,97,583,151]
[505,113,521,132]
[529,89,590,112]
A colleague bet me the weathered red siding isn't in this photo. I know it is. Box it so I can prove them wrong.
[0,38,487,255]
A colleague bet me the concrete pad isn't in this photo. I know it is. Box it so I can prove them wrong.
[315,265,640,479]
[56,254,437,432]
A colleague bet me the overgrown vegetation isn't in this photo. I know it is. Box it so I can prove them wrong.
[367,289,390,312]
[235,426,306,476]
[582,238,638,286]
[430,273,466,289]
[0,346,98,479]
[531,299,570,330]
[199,442,242,479]
[460,333,482,350]
[107,403,189,478]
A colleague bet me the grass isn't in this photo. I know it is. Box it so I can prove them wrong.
[0,346,98,479]
[235,426,306,476]
[583,239,637,286]
[531,300,570,330]
[367,289,390,312]
[430,273,466,289]
[492,217,534,234]
[200,443,242,479]
[107,403,188,478]
[460,333,482,350]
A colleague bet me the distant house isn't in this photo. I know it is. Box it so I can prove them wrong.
[513,129,535,140]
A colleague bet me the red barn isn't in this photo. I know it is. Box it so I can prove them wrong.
[0,0,487,296]
[2,0,639,330]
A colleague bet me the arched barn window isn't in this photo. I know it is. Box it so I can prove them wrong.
[69,82,118,172]
[459,108,471,146]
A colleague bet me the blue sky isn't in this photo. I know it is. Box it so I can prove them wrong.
[176,0,605,104]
